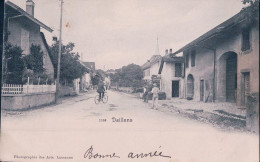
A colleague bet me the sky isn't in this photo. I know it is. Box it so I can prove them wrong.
[8,0,245,70]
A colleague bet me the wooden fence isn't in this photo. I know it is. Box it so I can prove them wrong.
[2,84,56,95]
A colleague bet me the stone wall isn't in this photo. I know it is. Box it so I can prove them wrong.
[1,92,55,110]
[246,93,259,133]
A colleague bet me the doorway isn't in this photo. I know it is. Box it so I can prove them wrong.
[172,81,179,97]
[226,53,237,102]
[187,74,194,98]
[200,80,204,101]
[241,72,250,106]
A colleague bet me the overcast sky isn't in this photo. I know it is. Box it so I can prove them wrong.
[8,0,244,70]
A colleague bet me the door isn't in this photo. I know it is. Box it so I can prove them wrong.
[200,80,204,101]
[241,72,250,106]
[226,54,237,102]
[187,74,194,98]
[172,81,179,97]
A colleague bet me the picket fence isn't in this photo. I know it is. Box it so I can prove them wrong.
[2,84,56,94]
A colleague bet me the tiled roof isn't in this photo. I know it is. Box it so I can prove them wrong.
[162,54,184,63]
[40,32,54,66]
[83,62,95,71]
[141,55,162,70]
[158,54,184,74]
[173,8,251,55]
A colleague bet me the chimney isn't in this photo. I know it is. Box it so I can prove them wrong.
[165,49,168,55]
[26,0,35,16]
[169,49,172,54]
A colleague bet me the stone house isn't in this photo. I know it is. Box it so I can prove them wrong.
[141,55,162,84]
[158,49,184,99]
[5,0,54,79]
[172,8,259,107]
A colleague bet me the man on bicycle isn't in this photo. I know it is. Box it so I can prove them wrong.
[97,80,106,101]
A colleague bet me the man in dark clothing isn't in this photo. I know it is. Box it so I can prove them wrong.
[97,81,105,101]
[143,86,149,102]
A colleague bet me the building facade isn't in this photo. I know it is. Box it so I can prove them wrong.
[142,55,162,82]
[5,0,54,79]
[159,51,184,99]
[173,9,259,107]
[79,61,95,91]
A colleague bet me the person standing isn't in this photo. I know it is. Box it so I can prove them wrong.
[143,86,149,103]
[97,80,105,101]
[151,83,159,109]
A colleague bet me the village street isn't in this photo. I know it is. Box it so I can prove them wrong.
[0,90,258,162]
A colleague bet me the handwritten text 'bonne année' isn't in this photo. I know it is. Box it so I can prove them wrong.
[84,145,172,159]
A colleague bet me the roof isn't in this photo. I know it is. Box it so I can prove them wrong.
[6,1,53,32]
[158,54,184,74]
[79,61,90,73]
[40,32,54,66]
[141,55,162,70]
[83,62,95,71]
[162,54,184,63]
[173,8,249,55]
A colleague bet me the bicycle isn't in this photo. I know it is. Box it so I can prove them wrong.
[94,92,108,104]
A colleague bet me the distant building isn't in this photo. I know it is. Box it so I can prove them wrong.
[5,0,54,79]
[159,49,184,99]
[141,55,162,82]
[172,8,259,107]
[83,62,95,72]
[79,62,95,91]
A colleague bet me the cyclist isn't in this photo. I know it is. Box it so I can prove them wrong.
[97,80,106,101]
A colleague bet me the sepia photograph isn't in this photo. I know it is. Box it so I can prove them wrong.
[0,0,259,161]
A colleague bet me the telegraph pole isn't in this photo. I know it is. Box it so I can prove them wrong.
[55,0,63,103]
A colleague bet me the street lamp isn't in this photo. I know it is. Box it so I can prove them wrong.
[55,0,63,103]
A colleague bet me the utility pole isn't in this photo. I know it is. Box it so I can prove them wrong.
[2,5,6,85]
[55,0,63,103]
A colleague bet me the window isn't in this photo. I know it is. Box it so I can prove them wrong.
[191,50,196,67]
[185,53,189,68]
[175,63,182,77]
[242,28,251,51]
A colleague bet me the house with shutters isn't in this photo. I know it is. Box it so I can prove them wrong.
[158,49,184,99]
[5,0,54,79]
[172,8,259,107]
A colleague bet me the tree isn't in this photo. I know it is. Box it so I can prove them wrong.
[241,0,259,26]
[4,43,25,84]
[23,44,45,73]
[91,74,101,86]
[91,69,105,86]
[110,64,144,88]
[49,41,88,83]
